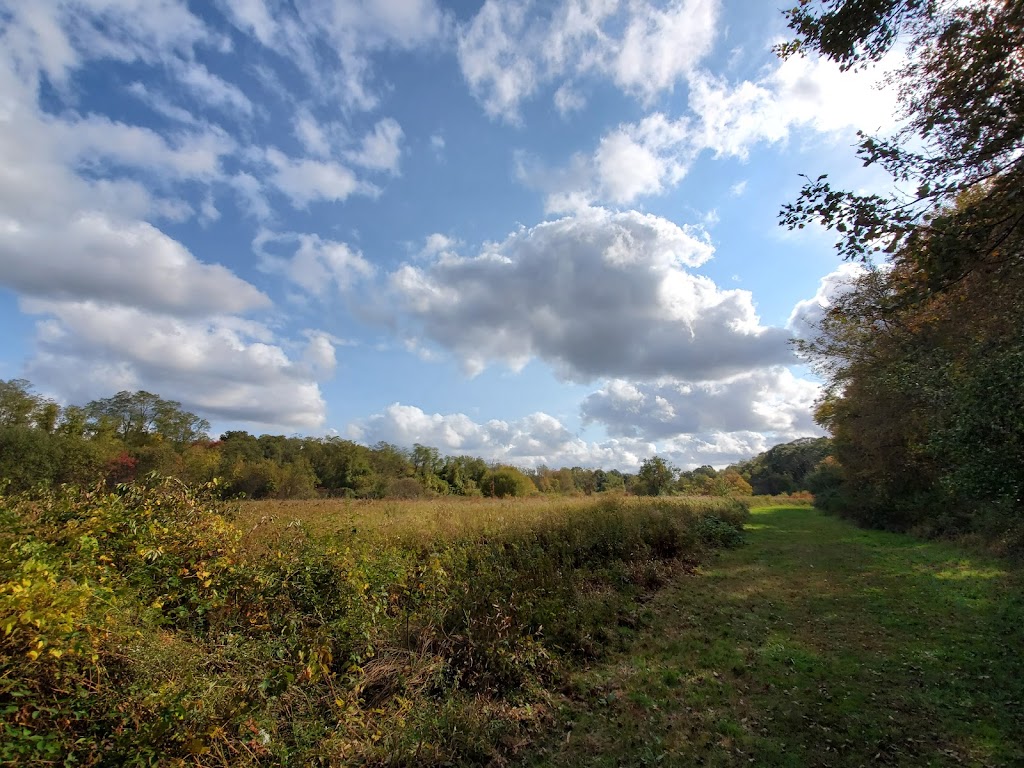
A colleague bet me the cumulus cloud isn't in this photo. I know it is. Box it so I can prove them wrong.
[263,148,378,207]
[787,263,866,338]
[581,367,820,440]
[0,57,264,317]
[457,0,719,122]
[521,48,901,209]
[255,231,376,298]
[389,208,791,381]
[345,118,404,174]
[0,9,338,432]
[348,403,649,468]
[416,233,460,260]
[0,213,269,315]
[23,299,330,430]
[611,0,718,98]
[346,395,818,471]
[553,83,585,116]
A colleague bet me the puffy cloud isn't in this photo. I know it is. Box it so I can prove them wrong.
[417,232,460,260]
[553,83,585,116]
[521,48,901,209]
[348,403,648,468]
[0,57,264,317]
[787,263,866,338]
[345,397,815,471]
[345,118,404,174]
[592,113,692,204]
[23,300,330,430]
[0,212,269,315]
[0,14,338,433]
[389,208,791,381]
[255,231,376,298]
[581,367,821,440]
[610,0,718,99]
[654,431,779,470]
[457,0,719,122]
[263,148,378,207]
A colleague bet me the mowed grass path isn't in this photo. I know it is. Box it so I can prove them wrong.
[527,507,1024,767]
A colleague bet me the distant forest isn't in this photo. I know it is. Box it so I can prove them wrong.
[0,379,826,499]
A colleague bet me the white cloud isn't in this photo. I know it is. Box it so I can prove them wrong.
[581,367,821,440]
[219,0,449,111]
[23,300,330,430]
[417,232,459,260]
[1,0,214,86]
[553,83,586,116]
[51,114,234,182]
[174,61,254,117]
[686,52,901,159]
[611,0,718,99]
[345,117,404,174]
[729,179,747,196]
[127,81,202,125]
[388,207,792,381]
[348,403,648,469]
[521,48,901,209]
[255,231,376,298]
[230,172,272,220]
[0,212,268,315]
[218,0,278,47]
[457,0,719,122]
[787,263,866,338]
[293,109,335,157]
[0,13,338,434]
[0,57,263,317]
[263,148,378,207]
[199,193,220,225]
[302,330,338,378]
[593,113,692,204]
[457,1,539,122]
[345,394,812,471]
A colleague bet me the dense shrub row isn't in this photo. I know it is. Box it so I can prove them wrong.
[0,478,746,766]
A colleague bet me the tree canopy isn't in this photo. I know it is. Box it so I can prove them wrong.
[782,0,1024,550]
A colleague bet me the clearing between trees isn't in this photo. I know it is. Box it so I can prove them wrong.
[527,506,1024,767]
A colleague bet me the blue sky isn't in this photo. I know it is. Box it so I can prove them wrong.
[0,0,898,470]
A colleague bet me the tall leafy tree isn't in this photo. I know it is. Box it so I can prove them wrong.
[782,0,1024,544]
[780,0,1024,275]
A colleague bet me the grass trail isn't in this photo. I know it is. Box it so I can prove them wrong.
[528,506,1024,767]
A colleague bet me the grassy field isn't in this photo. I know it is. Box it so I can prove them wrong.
[5,487,1022,766]
[0,484,747,766]
[231,493,745,547]
[526,506,1024,767]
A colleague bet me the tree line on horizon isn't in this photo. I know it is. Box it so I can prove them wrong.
[0,378,826,500]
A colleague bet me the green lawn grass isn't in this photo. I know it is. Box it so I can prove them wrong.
[526,506,1024,767]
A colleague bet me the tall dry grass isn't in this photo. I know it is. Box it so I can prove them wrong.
[2,482,747,766]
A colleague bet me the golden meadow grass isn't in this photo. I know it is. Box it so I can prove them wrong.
[232,493,745,549]
[1,482,748,766]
